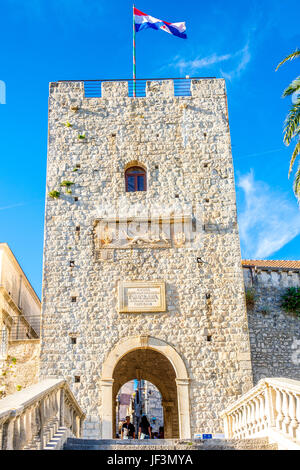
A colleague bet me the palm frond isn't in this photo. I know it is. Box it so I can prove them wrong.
[283,99,300,145]
[288,140,300,177]
[293,166,300,200]
[276,49,300,71]
[282,77,300,97]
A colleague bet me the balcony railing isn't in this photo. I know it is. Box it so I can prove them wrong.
[221,377,300,450]
[10,315,41,340]
[57,77,215,98]
[0,379,85,450]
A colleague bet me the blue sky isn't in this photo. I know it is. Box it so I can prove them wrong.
[0,0,299,297]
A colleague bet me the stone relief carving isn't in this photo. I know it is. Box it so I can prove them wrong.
[95,220,182,249]
[173,231,186,247]
[93,216,198,255]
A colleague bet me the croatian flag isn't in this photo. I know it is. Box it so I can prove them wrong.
[134,7,187,39]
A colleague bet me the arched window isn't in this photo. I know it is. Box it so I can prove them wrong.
[125,166,146,192]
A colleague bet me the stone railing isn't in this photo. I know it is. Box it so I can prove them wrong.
[0,379,85,450]
[221,378,300,449]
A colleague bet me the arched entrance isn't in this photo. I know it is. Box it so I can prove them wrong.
[116,379,164,438]
[100,336,191,438]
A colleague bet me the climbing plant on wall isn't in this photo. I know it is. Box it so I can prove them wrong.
[280,287,300,317]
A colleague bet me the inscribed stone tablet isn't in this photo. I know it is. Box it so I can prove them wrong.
[118,281,166,313]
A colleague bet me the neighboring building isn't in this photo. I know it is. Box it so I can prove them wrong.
[0,243,41,397]
[142,381,164,434]
[243,260,300,384]
[40,78,254,439]
[117,380,135,424]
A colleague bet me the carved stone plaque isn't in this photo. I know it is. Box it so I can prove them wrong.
[118,281,166,313]
[93,216,193,252]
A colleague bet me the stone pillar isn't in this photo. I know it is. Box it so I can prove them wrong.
[19,412,27,449]
[223,414,230,438]
[24,407,33,447]
[59,388,65,427]
[6,416,16,450]
[75,415,81,438]
[162,401,173,438]
[176,378,191,438]
[100,378,114,438]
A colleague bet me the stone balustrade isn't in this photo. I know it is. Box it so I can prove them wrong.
[221,378,300,449]
[0,379,85,450]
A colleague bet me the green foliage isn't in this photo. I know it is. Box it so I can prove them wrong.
[280,287,300,317]
[283,98,300,148]
[62,121,72,127]
[288,140,300,178]
[294,168,300,197]
[78,133,86,140]
[0,356,18,397]
[72,168,79,172]
[276,48,300,70]
[245,287,256,309]
[48,190,60,199]
[60,181,74,196]
[60,181,74,188]
[16,385,22,391]
[276,49,300,201]
[282,77,300,98]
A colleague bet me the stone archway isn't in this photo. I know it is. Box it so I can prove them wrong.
[113,350,177,438]
[100,335,191,439]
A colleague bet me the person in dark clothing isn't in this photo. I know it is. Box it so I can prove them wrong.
[138,415,151,439]
[121,416,135,439]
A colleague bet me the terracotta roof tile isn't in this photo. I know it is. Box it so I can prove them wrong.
[242,259,300,269]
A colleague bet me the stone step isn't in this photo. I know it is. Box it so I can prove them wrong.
[64,437,277,451]
[66,438,176,446]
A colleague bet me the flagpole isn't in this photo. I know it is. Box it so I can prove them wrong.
[133,4,136,97]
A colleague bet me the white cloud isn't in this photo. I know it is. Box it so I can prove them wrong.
[220,43,251,81]
[0,198,43,211]
[169,42,251,81]
[237,171,300,258]
[0,202,26,211]
[174,52,233,74]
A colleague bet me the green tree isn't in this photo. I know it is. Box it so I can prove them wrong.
[276,48,300,201]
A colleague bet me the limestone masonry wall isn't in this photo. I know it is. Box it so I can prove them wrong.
[41,79,253,438]
[244,267,300,384]
[0,340,40,396]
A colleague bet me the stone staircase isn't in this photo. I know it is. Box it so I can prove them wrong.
[63,438,278,451]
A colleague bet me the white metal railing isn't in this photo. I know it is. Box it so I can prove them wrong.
[0,379,85,450]
[221,378,300,449]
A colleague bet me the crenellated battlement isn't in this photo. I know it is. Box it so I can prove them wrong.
[243,265,300,289]
[49,77,225,100]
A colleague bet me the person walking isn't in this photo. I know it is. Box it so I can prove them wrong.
[138,415,151,439]
[121,416,135,439]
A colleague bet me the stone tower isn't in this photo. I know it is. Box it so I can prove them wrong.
[41,79,253,439]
